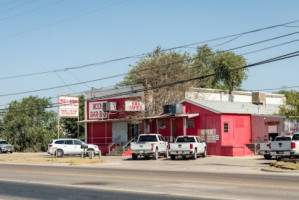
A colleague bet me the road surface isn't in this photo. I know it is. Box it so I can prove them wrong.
[0,163,298,200]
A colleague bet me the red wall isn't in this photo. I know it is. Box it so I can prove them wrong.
[87,122,112,146]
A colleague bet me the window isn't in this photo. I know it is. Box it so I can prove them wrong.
[293,134,299,141]
[55,140,65,144]
[224,123,229,133]
[64,140,73,145]
[138,135,158,142]
[74,140,83,145]
[187,119,195,128]
[176,137,195,143]
[159,121,166,129]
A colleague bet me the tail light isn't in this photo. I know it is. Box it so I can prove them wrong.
[190,144,193,149]
[151,143,154,150]
[268,143,271,149]
[291,142,296,149]
[49,145,53,147]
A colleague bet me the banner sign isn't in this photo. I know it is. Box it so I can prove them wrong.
[58,96,79,117]
[198,129,217,143]
[88,101,108,120]
[125,101,145,111]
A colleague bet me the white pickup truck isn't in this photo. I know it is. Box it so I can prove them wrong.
[130,134,168,160]
[270,133,299,161]
[169,136,207,160]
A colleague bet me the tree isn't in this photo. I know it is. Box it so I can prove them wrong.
[278,90,299,117]
[60,94,85,138]
[119,46,192,116]
[0,96,58,152]
[191,45,248,96]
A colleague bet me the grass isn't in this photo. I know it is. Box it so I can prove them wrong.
[272,161,299,170]
[0,157,108,165]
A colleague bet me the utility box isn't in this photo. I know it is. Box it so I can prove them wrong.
[163,104,183,114]
[252,92,266,105]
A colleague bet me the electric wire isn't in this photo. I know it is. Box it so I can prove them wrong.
[1,19,299,81]
[1,50,299,114]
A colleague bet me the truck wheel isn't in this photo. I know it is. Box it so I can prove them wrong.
[132,154,138,160]
[192,149,197,160]
[276,156,282,161]
[171,155,176,160]
[153,150,158,160]
[202,148,207,158]
[264,154,272,160]
[164,149,169,158]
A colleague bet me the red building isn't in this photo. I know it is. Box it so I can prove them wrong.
[81,86,285,156]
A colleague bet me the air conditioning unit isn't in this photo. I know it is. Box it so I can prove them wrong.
[252,92,266,105]
[163,104,183,114]
[103,102,117,112]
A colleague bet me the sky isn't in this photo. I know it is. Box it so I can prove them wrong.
[0,0,299,109]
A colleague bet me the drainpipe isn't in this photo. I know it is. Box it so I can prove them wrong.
[183,117,186,136]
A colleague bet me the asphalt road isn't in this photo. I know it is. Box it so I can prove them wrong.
[0,163,299,200]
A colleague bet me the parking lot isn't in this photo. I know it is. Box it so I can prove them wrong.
[0,152,288,175]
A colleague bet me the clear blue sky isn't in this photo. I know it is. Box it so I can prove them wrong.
[1,0,299,108]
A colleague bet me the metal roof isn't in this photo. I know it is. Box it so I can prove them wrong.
[181,98,281,115]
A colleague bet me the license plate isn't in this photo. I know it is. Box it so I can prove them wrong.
[178,151,182,154]
[277,151,284,154]
[139,151,144,153]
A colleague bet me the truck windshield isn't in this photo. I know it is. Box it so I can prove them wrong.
[275,137,291,141]
[292,134,299,140]
[176,137,195,143]
[138,135,158,142]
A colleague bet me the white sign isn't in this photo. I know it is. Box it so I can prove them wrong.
[88,101,108,120]
[125,101,145,111]
[59,96,79,117]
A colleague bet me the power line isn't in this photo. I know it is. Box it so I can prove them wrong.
[0,0,63,22]
[1,50,299,114]
[1,19,299,81]
[0,0,127,41]
[0,0,36,14]
[1,31,299,98]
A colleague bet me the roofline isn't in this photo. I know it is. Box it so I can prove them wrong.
[180,98,220,114]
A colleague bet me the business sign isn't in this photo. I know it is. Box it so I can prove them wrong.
[88,101,108,120]
[125,101,145,111]
[58,96,79,117]
[198,129,217,143]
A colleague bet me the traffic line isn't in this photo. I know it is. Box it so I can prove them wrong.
[2,169,299,190]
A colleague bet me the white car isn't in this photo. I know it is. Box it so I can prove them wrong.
[47,138,99,157]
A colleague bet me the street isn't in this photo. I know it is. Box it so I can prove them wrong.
[0,162,299,200]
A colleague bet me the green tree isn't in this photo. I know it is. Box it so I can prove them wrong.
[278,90,299,117]
[212,51,247,96]
[0,96,58,152]
[119,46,192,116]
[60,94,85,138]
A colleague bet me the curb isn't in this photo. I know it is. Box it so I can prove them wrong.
[261,167,299,173]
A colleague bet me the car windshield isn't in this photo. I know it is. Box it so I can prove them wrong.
[275,137,291,141]
[0,141,9,144]
[176,137,195,143]
[138,135,158,142]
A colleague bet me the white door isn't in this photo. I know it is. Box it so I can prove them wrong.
[112,122,128,145]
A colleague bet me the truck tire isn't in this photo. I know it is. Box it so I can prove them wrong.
[202,148,207,158]
[171,155,176,160]
[132,153,138,160]
[192,149,197,160]
[264,154,272,160]
[164,149,169,158]
[153,150,158,160]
